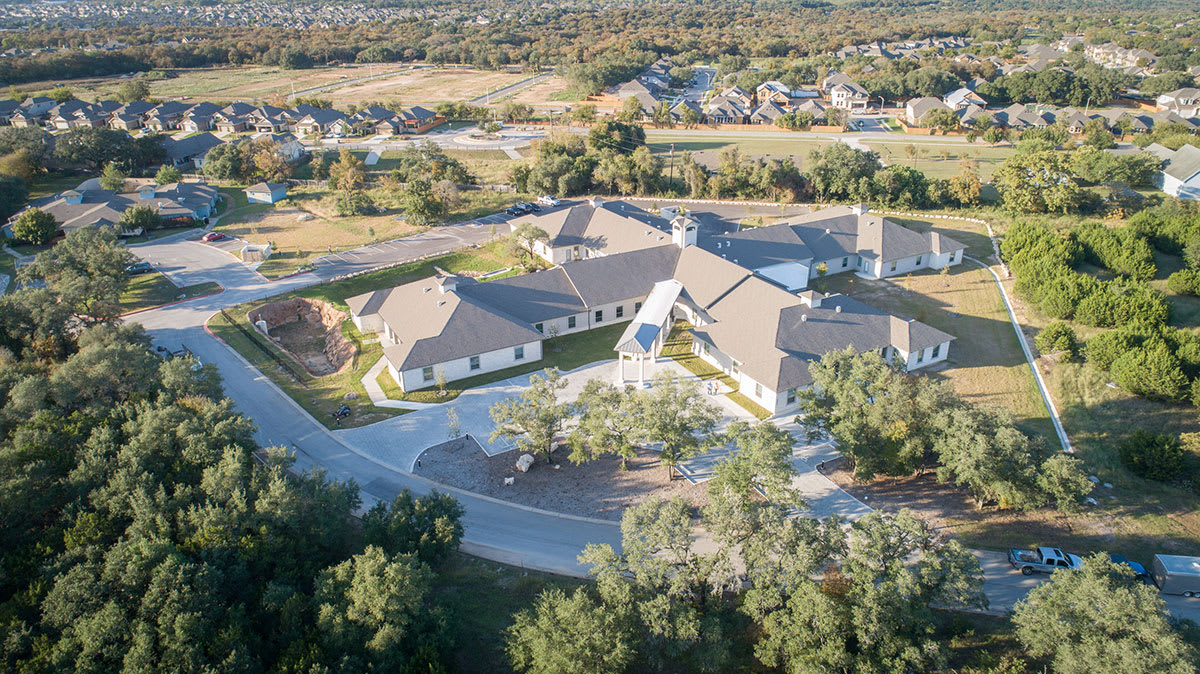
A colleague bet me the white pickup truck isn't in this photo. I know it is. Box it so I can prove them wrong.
[1009,547,1083,575]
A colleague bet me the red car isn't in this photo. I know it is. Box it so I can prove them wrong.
[201,232,226,242]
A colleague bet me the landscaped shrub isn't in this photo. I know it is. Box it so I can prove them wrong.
[1168,269,1200,296]
[1035,322,1079,360]
[1110,341,1189,402]
[1128,203,1200,255]
[1084,328,1146,370]
[1118,430,1186,482]
[1075,222,1156,281]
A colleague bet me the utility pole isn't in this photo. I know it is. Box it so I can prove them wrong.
[669,143,675,188]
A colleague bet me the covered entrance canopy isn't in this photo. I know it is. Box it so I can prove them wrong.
[614,279,683,386]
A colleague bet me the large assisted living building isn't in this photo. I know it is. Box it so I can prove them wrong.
[348,200,963,416]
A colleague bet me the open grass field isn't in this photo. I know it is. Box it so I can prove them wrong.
[39,64,407,103]
[323,68,528,105]
[506,75,580,107]
[861,140,1015,180]
[824,263,1055,441]
[118,272,220,314]
[441,149,523,185]
[647,134,833,177]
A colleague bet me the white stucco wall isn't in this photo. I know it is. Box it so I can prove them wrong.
[351,313,384,334]
[395,339,544,392]
[898,340,951,371]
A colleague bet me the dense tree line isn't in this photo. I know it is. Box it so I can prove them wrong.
[0,226,468,672]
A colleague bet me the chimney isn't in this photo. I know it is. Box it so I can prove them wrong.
[851,203,869,216]
[587,196,604,208]
[799,290,824,308]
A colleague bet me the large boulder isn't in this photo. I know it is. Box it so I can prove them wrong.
[515,453,535,473]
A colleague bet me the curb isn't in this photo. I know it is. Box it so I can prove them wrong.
[966,256,1072,453]
[121,284,225,317]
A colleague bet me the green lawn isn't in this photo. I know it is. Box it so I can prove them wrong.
[118,272,221,314]
[861,140,1015,180]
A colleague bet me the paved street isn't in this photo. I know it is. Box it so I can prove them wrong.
[119,204,1200,620]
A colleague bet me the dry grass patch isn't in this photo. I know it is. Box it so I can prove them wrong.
[79,64,405,102]
[325,68,527,105]
[507,75,577,106]
[824,264,1054,439]
[441,149,523,185]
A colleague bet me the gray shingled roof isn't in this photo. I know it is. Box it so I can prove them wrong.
[560,244,680,307]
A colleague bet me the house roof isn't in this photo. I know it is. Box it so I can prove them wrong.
[615,280,684,354]
[511,200,671,254]
[246,182,287,194]
[907,96,951,122]
[13,182,217,233]
[162,132,224,162]
[364,277,545,372]
[1161,144,1200,182]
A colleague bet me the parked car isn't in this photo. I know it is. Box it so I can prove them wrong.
[1109,554,1148,579]
[504,206,523,216]
[1151,554,1200,596]
[125,261,154,275]
[525,202,541,212]
[200,232,226,242]
[537,195,560,207]
[1009,547,1083,575]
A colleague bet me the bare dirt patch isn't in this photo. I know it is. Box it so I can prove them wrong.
[249,298,356,376]
[416,436,708,520]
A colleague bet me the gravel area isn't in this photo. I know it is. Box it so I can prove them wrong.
[415,435,709,521]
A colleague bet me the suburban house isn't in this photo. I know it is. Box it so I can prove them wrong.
[943,87,987,110]
[294,108,350,136]
[1157,88,1200,116]
[829,82,870,111]
[396,106,442,133]
[756,81,793,106]
[246,182,288,204]
[350,199,960,414]
[161,132,225,169]
[905,97,953,126]
[706,96,748,124]
[4,181,219,238]
[1146,143,1200,200]
[749,101,789,124]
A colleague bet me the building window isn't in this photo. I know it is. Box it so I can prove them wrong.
[754,383,763,398]
[932,344,941,359]
[702,343,710,355]
[595,310,603,323]
[422,366,434,382]
[469,355,480,371]
[889,261,897,272]
[916,255,922,266]
[616,305,624,318]
[514,346,525,360]
[917,349,924,363]
[535,323,544,333]
[842,257,849,267]
[787,388,796,404]
[568,316,576,329]
[635,302,642,312]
